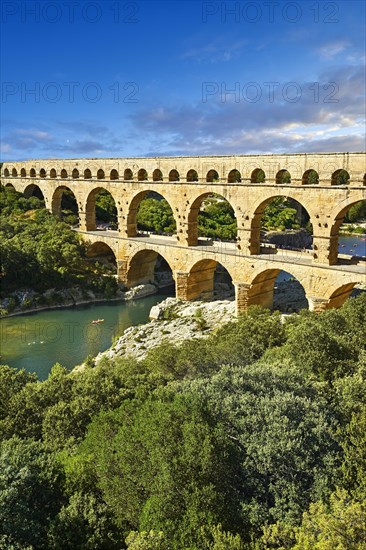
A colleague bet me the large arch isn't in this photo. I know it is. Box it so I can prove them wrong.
[126,249,174,289]
[329,199,366,263]
[326,283,359,309]
[24,183,45,200]
[85,187,118,231]
[51,186,78,220]
[246,268,308,311]
[86,241,117,275]
[249,195,312,255]
[185,259,234,301]
[4,182,16,192]
[126,190,177,238]
[187,192,238,246]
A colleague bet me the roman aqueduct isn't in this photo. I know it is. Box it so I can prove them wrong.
[1,152,366,314]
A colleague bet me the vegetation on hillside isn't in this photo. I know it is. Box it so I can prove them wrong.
[0,186,117,299]
[0,296,365,548]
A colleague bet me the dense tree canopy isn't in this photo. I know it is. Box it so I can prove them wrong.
[0,294,365,548]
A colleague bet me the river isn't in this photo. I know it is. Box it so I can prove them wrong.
[1,235,365,380]
[0,295,165,380]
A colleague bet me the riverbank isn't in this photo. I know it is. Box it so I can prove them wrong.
[0,284,158,318]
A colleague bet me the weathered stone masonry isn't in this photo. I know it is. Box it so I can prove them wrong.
[2,152,366,314]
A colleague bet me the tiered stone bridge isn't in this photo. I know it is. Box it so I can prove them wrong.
[2,152,366,314]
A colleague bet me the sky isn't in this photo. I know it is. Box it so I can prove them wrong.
[1,0,365,161]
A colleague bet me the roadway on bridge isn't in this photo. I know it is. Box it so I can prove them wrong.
[77,230,366,276]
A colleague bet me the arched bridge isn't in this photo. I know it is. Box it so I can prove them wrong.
[2,152,366,314]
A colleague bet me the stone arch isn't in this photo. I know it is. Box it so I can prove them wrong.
[246,268,308,311]
[24,183,45,200]
[302,169,319,185]
[326,283,359,309]
[97,169,105,180]
[50,168,57,178]
[249,194,312,255]
[61,169,68,179]
[138,168,148,181]
[86,241,117,274]
[84,168,92,179]
[3,168,9,177]
[185,258,234,301]
[187,192,238,246]
[187,169,199,182]
[30,168,36,178]
[124,168,133,181]
[4,182,16,191]
[228,169,241,183]
[328,199,366,264]
[39,168,46,178]
[12,168,18,177]
[206,169,219,182]
[153,169,163,181]
[276,169,291,184]
[110,169,119,180]
[169,169,180,182]
[126,249,174,289]
[51,186,78,220]
[20,168,26,177]
[251,168,266,183]
[72,168,79,179]
[363,174,366,186]
[85,187,118,231]
[332,169,350,185]
[126,190,177,238]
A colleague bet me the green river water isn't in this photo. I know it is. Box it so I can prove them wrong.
[0,295,165,380]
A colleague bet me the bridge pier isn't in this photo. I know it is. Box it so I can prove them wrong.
[307,296,330,312]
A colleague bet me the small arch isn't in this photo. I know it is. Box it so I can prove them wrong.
[51,186,78,224]
[206,169,219,182]
[138,168,148,181]
[187,193,237,246]
[110,169,119,180]
[153,169,163,181]
[72,168,79,179]
[251,168,266,183]
[276,169,291,184]
[84,169,92,179]
[169,169,180,182]
[247,269,308,312]
[363,173,366,186]
[97,169,105,180]
[187,169,198,182]
[39,168,46,178]
[331,169,350,185]
[124,168,133,181]
[24,184,45,200]
[50,168,57,178]
[127,250,175,291]
[3,168,9,177]
[61,169,68,179]
[228,169,241,183]
[85,187,118,231]
[302,169,319,185]
[30,168,36,178]
[12,168,18,177]
[20,168,26,177]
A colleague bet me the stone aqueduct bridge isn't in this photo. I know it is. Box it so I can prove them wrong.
[2,152,366,314]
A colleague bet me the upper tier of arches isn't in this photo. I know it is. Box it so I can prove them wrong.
[2,166,365,186]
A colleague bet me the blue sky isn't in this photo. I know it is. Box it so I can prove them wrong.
[1,0,365,160]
